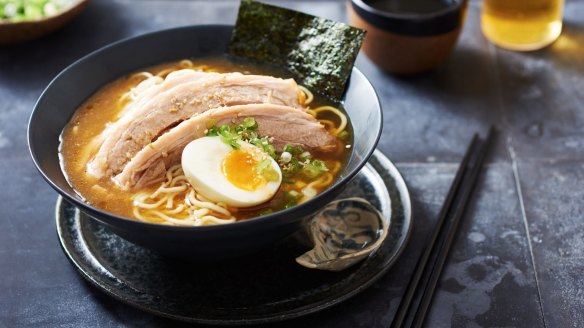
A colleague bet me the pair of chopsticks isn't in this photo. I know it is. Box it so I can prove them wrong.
[390,127,495,328]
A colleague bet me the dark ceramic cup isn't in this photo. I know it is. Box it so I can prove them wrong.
[348,0,467,75]
[28,25,382,259]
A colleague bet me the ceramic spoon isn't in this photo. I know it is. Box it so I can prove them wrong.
[296,197,389,272]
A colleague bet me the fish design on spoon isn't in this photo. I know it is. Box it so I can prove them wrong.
[296,197,389,272]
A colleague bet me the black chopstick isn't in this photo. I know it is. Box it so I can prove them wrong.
[390,135,479,328]
[390,127,495,328]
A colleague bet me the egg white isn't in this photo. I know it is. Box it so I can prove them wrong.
[181,136,282,208]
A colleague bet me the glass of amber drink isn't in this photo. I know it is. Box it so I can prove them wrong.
[481,0,564,51]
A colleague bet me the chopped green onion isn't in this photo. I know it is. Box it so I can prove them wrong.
[206,126,218,136]
[242,117,257,129]
[263,167,279,182]
[229,139,241,149]
[255,159,279,181]
[283,157,301,176]
[283,191,300,209]
[218,124,231,137]
[283,144,303,155]
[1,0,68,21]
[338,130,350,141]
[312,160,328,171]
[206,118,330,187]
[219,134,233,146]
[302,160,328,179]
[255,159,271,174]
[264,144,276,158]
[280,151,292,163]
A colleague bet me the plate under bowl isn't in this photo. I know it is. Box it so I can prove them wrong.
[57,150,412,325]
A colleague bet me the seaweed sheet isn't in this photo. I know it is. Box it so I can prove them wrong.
[230,0,366,101]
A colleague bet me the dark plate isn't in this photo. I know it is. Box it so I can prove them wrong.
[56,150,412,325]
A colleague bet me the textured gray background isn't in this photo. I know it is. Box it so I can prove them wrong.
[1,0,583,327]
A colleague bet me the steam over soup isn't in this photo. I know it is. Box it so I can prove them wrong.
[60,58,352,226]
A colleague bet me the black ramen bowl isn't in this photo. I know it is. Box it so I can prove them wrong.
[28,25,382,259]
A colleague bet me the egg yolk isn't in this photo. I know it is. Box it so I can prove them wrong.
[222,149,265,191]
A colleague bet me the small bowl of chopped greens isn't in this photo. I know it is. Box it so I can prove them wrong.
[0,0,88,44]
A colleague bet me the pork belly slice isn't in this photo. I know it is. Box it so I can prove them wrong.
[114,104,337,190]
[116,69,210,118]
[87,70,305,179]
[84,70,209,156]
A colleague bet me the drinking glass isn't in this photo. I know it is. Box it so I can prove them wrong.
[481,0,564,51]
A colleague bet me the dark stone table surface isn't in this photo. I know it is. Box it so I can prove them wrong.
[1,0,583,327]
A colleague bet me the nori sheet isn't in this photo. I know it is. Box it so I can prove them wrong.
[230,0,366,102]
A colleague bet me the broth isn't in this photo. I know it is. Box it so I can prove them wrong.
[60,57,352,224]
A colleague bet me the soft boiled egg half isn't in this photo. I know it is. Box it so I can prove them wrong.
[181,136,282,207]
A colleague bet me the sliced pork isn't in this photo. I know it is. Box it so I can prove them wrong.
[87,70,305,179]
[114,104,337,189]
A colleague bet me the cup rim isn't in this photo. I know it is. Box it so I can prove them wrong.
[352,0,464,20]
[350,0,467,36]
